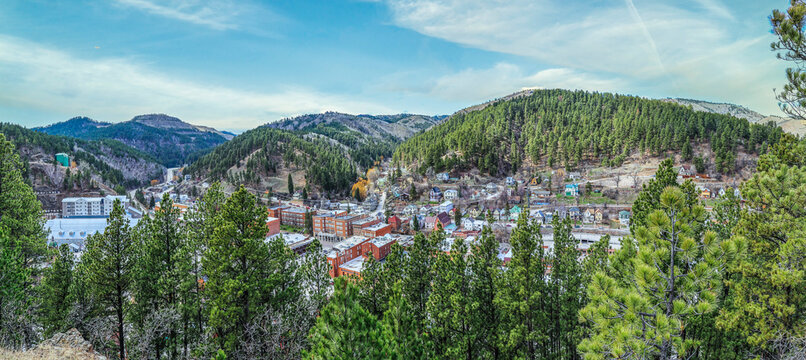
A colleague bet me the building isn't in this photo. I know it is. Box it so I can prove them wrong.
[339,256,366,278]
[619,211,631,227]
[55,153,70,167]
[387,215,402,232]
[439,201,454,214]
[266,217,280,237]
[267,205,290,222]
[486,183,499,191]
[327,236,370,277]
[444,189,459,201]
[314,212,364,242]
[62,196,129,218]
[361,223,392,238]
[429,187,442,202]
[267,233,314,254]
[569,207,581,221]
[45,216,139,249]
[583,209,596,223]
[436,172,450,182]
[565,184,580,197]
[506,177,516,186]
[433,212,451,230]
[277,207,313,228]
[361,234,397,260]
[351,217,381,235]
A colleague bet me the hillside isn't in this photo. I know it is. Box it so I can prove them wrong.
[35,114,232,167]
[1,123,164,191]
[266,112,445,140]
[665,98,806,137]
[186,112,445,194]
[394,89,784,176]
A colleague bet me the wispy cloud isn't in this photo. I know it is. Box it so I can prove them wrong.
[0,35,391,129]
[380,0,787,115]
[112,0,279,31]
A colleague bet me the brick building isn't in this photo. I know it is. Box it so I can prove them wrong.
[351,217,382,235]
[267,205,290,222]
[326,236,370,277]
[314,212,365,242]
[266,217,280,237]
[361,223,392,238]
[387,215,402,232]
[361,234,397,260]
[280,207,311,228]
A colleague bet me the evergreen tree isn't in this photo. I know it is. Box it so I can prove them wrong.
[288,173,295,194]
[304,210,314,235]
[550,217,586,359]
[302,186,308,200]
[499,213,548,359]
[631,159,698,232]
[305,277,390,359]
[427,237,475,358]
[84,200,135,360]
[403,232,438,329]
[682,141,693,161]
[454,206,462,228]
[468,226,504,358]
[203,186,272,355]
[579,187,737,359]
[409,183,417,201]
[694,156,706,174]
[39,244,74,338]
[381,281,432,359]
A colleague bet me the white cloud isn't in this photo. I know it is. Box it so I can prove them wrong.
[426,63,627,102]
[112,0,278,31]
[0,35,391,129]
[381,0,788,115]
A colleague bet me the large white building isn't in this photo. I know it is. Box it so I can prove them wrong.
[62,196,129,218]
[45,216,139,251]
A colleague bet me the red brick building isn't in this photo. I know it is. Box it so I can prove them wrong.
[266,217,280,237]
[326,236,370,277]
[387,215,402,232]
[360,223,392,238]
[351,217,381,235]
[280,207,312,228]
[361,234,397,260]
[315,212,365,242]
[267,205,290,222]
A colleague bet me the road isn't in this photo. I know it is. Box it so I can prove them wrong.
[371,190,387,218]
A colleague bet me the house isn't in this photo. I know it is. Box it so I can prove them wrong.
[404,205,418,216]
[506,177,516,186]
[555,206,568,219]
[619,211,631,227]
[565,184,580,197]
[434,212,451,229]
[583,209,596,223]
[568,172,582,180]
[700,188,712,199]
[568,207,581,221]
[679,165,695,176]
[436,172,450,182]
[444,189,459,201]
[486,183,499,192]
[429,187,443,202]
[509,205,522,221]
[439,201,454,214]
[528,177,541,186]
[718,188,726,197]
[55,153,70,167]
[594,209,603,223]
[532,189,551,199]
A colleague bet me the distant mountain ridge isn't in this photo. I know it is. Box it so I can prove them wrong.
[35,114,232,167]
[664,98,805,136]
[266,112,446,140]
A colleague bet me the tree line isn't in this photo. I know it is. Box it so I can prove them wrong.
[393,90,783,176]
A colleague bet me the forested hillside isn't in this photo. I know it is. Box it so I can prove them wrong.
[185,126,360,194]
[36,114,230,167]
[0,123,163,189]
[394,89,784,175]
[187,112,445,194]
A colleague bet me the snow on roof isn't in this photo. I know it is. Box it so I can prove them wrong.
[339,256,366,273]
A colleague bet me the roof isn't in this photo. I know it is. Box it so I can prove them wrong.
[267,233,311,247]
[330,236,369,255]
[566,184,579,188]
[436,212,451,225]
[45,217,139,242]
[365,223,390,232]
[266,216,280,223]
[388,215,402,223]
[284,207,308,215]
[339,256,366,273]
[368,234,396,248]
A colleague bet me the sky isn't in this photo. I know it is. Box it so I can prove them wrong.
[0,0,793,130]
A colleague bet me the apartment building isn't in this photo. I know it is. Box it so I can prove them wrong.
[361,234,396,260]
[62,196,129,218]
[314,212,365,242]
[360,223,392,238]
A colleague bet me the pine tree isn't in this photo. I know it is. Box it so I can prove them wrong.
[288,173,295,194]
[84,200,135,360]
[403,232,438,329]
[550,217,585,359]
[427,237,474,358]
[498,213,548,359]
[453,206,462,228]
[579,187,737,359]
[203,186,271,355]
[682,141,693,161]
[382,281,432,359]
[468,226,504,358]
[305,277,390,359]
[304,210,314,235]
[40,244,74,338]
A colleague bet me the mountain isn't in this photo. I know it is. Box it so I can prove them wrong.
[187,112,445,194]
[266,112,445,140]
[1,122,164,191]
[394,89,784,176]
[35,114,232,167]
[665,98,806,137]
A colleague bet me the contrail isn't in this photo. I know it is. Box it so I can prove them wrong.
[624,0,667,74]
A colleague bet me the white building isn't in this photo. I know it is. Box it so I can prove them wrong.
[62,195,129,218]
[45,216,139,250]
[444,189,459,201]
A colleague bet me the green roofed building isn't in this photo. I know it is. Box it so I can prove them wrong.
[55,153,70,167]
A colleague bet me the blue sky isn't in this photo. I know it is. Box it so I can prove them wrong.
[0,0,792,130]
